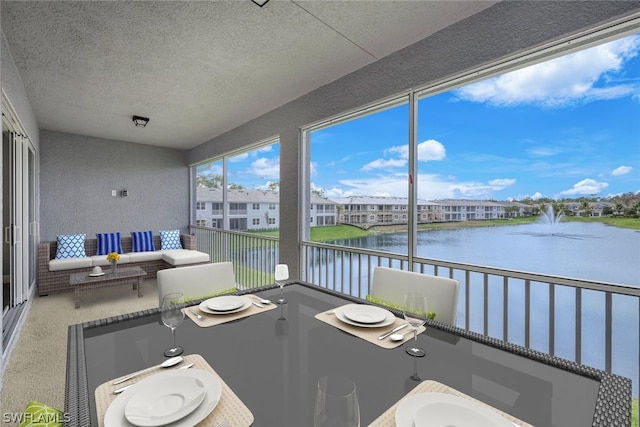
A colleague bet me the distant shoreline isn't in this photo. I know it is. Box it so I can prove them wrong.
[362,216,640,234]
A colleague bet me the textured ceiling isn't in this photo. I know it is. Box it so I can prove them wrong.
[1,1,497,149]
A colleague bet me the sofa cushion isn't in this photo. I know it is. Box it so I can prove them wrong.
[162,250,210,266]
[49,257,93,271]
[127,251,164,263]
[91,254,131,266]
[131,230,156,252]
[55,234,86,259]
[96,232,123,256]
[160,229,183,250]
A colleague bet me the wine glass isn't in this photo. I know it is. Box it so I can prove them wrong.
[403,292,429,357]
[274,264,289,304]
[314,375,360,427]
[161,292,185,357]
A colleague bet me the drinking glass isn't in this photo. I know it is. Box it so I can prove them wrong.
[314,375,360,427]
[161,292,185,357]
[274,264,289,304]
[403,292,429,357]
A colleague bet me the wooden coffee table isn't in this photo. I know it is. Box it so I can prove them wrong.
[69,266,147,308]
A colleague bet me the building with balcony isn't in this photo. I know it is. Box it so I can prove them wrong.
[333,196,535,226]
[196,188,336,230]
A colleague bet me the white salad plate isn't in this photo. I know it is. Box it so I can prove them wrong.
[341,304,389,324]
[205,295,245,312]
[104,369,221,427]
[335,304,395,328]
[199,296,251,315]
[395,392,515,427]
[124,375,207,426]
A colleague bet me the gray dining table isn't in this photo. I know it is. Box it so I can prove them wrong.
[65,282,631,426]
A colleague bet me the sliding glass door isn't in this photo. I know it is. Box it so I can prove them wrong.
[2,113,37,349]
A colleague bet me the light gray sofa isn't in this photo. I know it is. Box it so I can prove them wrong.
[37,234,209,296]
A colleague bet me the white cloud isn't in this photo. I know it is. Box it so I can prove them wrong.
[387,139,446,162]
[229,152,249,162]
[361,158,406,171]
[330,173,514,200]
[488,178,516,188]
[454,35,640,107]
[528,146,563,157]
[249,157,279,180]
[612,165,633,176]
[558,178,609,196]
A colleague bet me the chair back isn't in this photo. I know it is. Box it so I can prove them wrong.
[370,266,460,326]
[157,262,236,306]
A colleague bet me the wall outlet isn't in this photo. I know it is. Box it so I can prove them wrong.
[111,190,117,197]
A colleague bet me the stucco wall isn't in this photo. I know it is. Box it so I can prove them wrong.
[39,130,189,242]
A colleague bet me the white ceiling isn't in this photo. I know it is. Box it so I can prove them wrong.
[1,1,497,150]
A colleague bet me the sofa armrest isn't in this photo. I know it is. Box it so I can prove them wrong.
[38,241,52,262]
[180,234,197,250]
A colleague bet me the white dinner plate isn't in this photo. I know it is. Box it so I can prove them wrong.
[124,375,207,426]
[205,295,245,312]
[395,392,515,427]
[199,296,251,315]
[341,304,389,324]
[104,369,221,427]
[89,272,105,277]
[335,304,395,328]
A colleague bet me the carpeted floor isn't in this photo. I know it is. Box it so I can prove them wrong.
[0,279,159,423]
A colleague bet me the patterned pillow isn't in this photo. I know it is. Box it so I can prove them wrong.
[55,234,86,259]
[20,400,65,426]
[160,229,183,250]
[131,231,156,252]
[96,232,123,256]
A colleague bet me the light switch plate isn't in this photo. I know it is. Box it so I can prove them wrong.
[111,190,117,197]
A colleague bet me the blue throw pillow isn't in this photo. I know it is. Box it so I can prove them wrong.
[96,232,123,256]
[55,234,86,259]
[131,231,156,252]
[160,229,182,250]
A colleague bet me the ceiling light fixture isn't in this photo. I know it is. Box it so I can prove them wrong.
[132,115,149,127]
[251,0,269,7]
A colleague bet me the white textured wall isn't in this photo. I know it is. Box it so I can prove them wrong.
[186,1,640,279]
[39,130,189,241]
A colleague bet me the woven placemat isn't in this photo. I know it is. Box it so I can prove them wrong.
[95,354,254,427]
[184,295,278,327]
[315,305,426,349]
[367,379,534,427]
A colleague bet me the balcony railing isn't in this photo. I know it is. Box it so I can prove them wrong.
[191,225,639,407]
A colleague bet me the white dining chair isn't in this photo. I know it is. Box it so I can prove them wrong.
[370,266,460,326]
[157,261,237,306]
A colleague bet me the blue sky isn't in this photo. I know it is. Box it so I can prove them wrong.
[202,34,640,201]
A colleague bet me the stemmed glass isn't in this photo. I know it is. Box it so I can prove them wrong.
[161,293,185,357]
[274,264,289,304]
[403,292,429,357]
[314,375,360,427]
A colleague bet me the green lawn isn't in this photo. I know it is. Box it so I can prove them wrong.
[566,215,640,230]
[633,398,638,427]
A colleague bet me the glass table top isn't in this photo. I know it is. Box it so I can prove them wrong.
[69,283,628,426]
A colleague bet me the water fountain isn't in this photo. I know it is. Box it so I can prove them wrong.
[539,205,564,226]
[511,204,589,239]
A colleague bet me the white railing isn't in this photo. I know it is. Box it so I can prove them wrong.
[191,226,640,404]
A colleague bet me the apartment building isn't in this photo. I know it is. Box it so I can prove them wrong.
[333,196,535,226]
[196,188,336,230]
